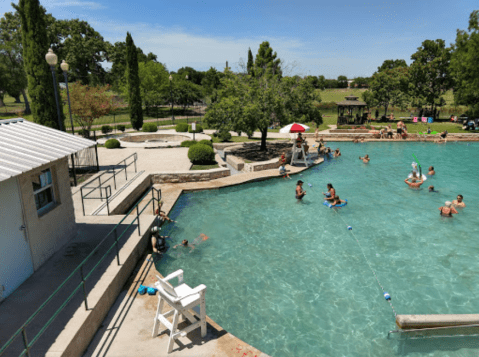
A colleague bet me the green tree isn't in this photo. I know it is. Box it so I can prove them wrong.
[125,32,143,130]
[201,66,223,102]
[317,75,326,90]
[282,76,323,127]
[176,66,204,86]
[376,59,407,72]
[409,39,452,118]
[247,47,254,75]
[361,89,378,110]
[351,77,370,88]
[49,19,109,85]
[450,10,479,117]
[254,41,282,78]
[138,61,168,114]
[16,0,64,129]
[337,75,348,88]
[368,67,409,115]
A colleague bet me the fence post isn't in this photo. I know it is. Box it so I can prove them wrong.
[113,167,117,190]
[106,188,110,215]
[70,153,77,187]
[80,266,89,310]
[136,205,141,235]
[114,228,120,265]
[124,160,128,180]
[81,187,86,216]
[21,328,31,357]
[94,143,100,172]
[134,155,137,173]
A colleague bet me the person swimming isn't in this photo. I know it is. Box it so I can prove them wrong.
[428,185,438,192]
[359,154,370,163]
[428,166,435,175]
[331,195,346,206]
[172,234,210,254]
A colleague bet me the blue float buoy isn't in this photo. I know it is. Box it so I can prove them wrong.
[347,226,352,230]
[384,292,391,300]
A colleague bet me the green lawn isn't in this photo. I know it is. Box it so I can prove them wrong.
[190,163,219,170]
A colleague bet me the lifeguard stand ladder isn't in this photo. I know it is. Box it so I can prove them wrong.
[290,144,310,167]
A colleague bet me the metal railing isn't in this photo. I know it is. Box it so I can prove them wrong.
[80,153,138,216]
[0,186,161,357]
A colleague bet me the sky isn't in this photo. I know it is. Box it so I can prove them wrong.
[1,0,477,78]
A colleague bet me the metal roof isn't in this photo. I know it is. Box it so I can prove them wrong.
[0,118,96,183]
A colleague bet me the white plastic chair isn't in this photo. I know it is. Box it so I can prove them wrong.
[152,269,207,353]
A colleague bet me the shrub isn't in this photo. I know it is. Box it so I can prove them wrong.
[116,124,126,132]
[218,128,232,142]
[142,122,157,132]
[188,144,215,164]
[198,139,213,147]
[176,123,189,132]
[105,139,121,149]
[101,125,112,135]
[181,140,198,147]
[78,129,90,138]
[188,124,203,133]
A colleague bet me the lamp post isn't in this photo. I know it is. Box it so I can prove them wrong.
[185,74,189,124]
[45,48,64,131]
[169,75,174,123]
[61,60,75,135]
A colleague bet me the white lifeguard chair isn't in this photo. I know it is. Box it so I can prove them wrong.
[290,143,311,167]
[152,269,207,353]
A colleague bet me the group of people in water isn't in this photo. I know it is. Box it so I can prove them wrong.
[151,201,209,256]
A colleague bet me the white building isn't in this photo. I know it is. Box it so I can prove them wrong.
[0,118,95,301]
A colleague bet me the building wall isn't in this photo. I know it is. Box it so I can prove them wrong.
[17,157,76,271]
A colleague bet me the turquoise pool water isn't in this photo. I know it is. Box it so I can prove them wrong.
[157,142,479,356]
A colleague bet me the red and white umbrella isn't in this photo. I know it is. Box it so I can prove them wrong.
[279,122,310,133]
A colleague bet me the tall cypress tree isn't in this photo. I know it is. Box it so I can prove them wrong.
[17,0,63,129]
[247,47,254,76]
[126,32,143,130]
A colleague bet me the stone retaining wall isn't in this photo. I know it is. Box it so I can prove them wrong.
[244,158,280,172]
[330,129,370,133]
[226,155,245,171]
[151,168,230,183]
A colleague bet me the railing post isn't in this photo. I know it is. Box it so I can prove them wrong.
[134,154,137,173]
[136,205,141,235]
[124,160,128,180]
[112,167,117,190]
[80,266,88,310]
[152,188,155,215]
[21,328,31,357]
[114,228,120,265]
[106,188,110,216]
[81,187,86,216]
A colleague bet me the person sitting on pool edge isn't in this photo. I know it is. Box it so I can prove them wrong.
[429,185,438,192]
[279,164,291,179]
[452,194,466,208]
[428,166,435,175]
[359,154,370,164]
[439,201,458,217]
[404,176,424,189]
[333,148,341,157]
[155,201,177,223]
[331,195,346,206]
[296,180,306,200]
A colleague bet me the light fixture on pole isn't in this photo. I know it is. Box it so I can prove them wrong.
[185,74,189,124]
[61,60,75,135]
[169,75,174,123]
[45,48,64,131]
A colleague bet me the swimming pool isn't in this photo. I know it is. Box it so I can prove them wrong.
[157,142,479,356]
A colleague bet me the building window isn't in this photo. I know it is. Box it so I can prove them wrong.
[32,169,55,213]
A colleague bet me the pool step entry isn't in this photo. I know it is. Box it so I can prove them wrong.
[92,170,146,216]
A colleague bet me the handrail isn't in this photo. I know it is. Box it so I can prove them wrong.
[0,186,161,357]
[80,153,138,216]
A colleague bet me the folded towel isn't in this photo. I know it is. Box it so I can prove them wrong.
[138,285,147,295]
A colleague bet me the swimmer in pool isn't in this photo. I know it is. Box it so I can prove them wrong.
[452,194,466,208]
[428,166,435,175]
[359,154,370,163]
[428,185,438,192]
[404,177,424,189]
[323,183,335,201]
[439,201,458,217]
[331,195,346,206]
[333,148,341,157]
[296,180,306,200]
[173,239,195,252]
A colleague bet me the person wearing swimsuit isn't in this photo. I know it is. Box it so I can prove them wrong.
[439,201,458,217]
[323,183,335,202]
[296,180,306,200]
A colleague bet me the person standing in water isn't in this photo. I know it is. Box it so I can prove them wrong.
[323,183,336,202]
[296,180,306,200]
[404,177,424,189]
[359,155,370,163]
